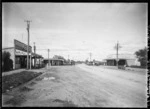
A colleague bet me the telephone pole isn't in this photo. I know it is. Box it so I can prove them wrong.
[34,42,36,68]
[114,41,121,67]
[24,20,31,70]
[22,33,23,42]
[48,49,50,66]
[89,52,92,62]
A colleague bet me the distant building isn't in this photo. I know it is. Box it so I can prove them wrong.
[93,60,105,66]
[105,54,140,66]
[43,58,64,66]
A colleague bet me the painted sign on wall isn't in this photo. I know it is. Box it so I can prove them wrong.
[15,49,32,55]
[14,39,32,53]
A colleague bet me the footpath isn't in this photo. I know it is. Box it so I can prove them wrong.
[2,68,48,77]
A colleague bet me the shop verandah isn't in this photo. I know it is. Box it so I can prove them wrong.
[2,39,44,71]
[43,58,64,66]
[15,53,43,69]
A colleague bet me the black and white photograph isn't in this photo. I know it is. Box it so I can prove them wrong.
[2,3,148,107]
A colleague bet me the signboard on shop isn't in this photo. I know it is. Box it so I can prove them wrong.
[15,49,32,56]
[14,39,32,53]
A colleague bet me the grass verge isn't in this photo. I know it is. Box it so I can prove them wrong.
[2,71,43,93]
[130,65,147,69]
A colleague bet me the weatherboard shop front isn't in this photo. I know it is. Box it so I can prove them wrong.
[2,39,32,69]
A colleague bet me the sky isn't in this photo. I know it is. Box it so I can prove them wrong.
[2,3,147,61]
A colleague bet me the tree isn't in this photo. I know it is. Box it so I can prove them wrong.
[2,51,13,72]
[135,47,147,67]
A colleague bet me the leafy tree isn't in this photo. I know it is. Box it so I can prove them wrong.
[135,47,147,67]
[2,51,13,72]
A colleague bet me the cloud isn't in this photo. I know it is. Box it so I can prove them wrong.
[2,3,147,61]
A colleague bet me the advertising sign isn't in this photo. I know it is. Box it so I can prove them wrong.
[15,49,32,55]
[14,39,32,53]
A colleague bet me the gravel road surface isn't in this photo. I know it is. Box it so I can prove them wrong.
[2,64,147,107]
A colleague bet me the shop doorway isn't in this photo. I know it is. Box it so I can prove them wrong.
[20,56,27,68]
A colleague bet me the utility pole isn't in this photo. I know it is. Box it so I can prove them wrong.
[48,49,50,66]
[34,42,36,68]
[24,20,31,70]
[114,41,121,68]
[68,55,70,64]
[68,55,69,60]
[89,52,92,62]
[30,49,32,69]
[22,33,23,42]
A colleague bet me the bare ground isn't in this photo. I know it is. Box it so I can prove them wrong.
[2,64,147,107]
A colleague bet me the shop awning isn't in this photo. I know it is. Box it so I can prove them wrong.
[32,53,43,58]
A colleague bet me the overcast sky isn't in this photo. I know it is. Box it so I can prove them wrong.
[2,3,147,61]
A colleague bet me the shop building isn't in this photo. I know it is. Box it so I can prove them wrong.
[105,54,140,66]
[43,58,64,66]
[2,39,43,69]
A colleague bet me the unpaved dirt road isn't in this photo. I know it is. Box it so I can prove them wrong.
[2,64,147,107]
